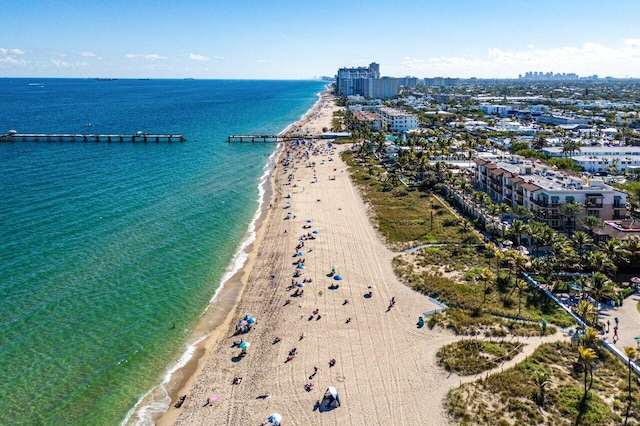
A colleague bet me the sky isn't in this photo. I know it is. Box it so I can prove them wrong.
[2,0,640,79]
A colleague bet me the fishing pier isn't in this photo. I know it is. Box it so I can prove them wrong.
[228,134,316,143]
[0,132,186,143]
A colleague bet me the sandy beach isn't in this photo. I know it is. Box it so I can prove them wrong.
[156,91,561,426]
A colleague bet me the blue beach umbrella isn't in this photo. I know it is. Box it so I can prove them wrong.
[298,265,305,270]
[268,413,282,426]
[287,211,293,215]
[307,219,312,223]
[297,252,304,257]
[312,230,319,234]
[238,341,250,350]
[247,316,256,324]
[333,275,343,281]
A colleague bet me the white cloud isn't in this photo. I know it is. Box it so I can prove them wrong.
[125,53,168,60]
[257,59,267,63]
[189,53,209,61]
[0,48,25,56]
[0,56,19,64]
[79,51,97,57]
[50,59,89,68]
[401,40,640,77]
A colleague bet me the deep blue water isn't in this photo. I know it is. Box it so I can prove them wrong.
[0,78,325,425]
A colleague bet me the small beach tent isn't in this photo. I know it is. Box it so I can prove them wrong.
[268,413,282,426]
[323,386,341,407]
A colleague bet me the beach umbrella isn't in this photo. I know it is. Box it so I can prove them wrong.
[298,264,305,270]
[307,219,312,223]
[286,201,291,205]
[312,230,319,234]
[287,211,293,215]
[246,316,256,324]
[295,282,305,287]
[333,275,343,281]
[297,252,304,257]
[331,264,338,269]
[238,341,250,350]
[268,413,283,426]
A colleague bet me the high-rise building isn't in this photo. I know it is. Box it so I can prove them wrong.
[336,63,380,96]
[335,63,401,99]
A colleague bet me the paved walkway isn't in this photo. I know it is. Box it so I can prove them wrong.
[598,292,640,355]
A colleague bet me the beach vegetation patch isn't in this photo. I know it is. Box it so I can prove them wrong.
[437,339,523,375]
[343,150,480,250]
[395,253,574,328]
[445,341,634,425]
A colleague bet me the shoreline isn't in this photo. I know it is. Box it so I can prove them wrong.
[127,90,331,426]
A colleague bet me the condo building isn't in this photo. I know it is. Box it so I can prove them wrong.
[377,107,418,132]
[474,156,627,231]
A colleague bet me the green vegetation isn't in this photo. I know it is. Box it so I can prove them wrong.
[393,252,574,327]
[446,341,639,425]
[437,339,523,375]
[429,309,557,337]
[343,150,480,250]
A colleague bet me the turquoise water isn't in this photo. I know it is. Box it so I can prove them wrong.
[0,78,325,425]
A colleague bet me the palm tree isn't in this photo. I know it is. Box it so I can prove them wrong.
[582,327,599,349]
[571,231,594,270]
[509,219,527,247]
[585,251,616,276]
[600,239,631,277]
[575,299,596,327]
[578,345,598,403]
[507,250,528,290]
[531,135,548,150]
[523,221,541,252]
[476,267,494,304]
[511,205,532,222]
[559,201,584,236]
[580,215,604,240]
[590,272,616,305]
[517,280,528,317]
[561,138,581,157]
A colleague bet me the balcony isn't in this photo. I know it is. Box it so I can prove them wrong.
[613,202,626,208]
[529,197,549,208]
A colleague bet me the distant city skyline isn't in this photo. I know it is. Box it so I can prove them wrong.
[2,0,640,79]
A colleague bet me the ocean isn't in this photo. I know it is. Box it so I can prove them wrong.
[0,78,326,425]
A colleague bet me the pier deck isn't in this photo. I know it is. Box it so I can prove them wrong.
[0,133,186,143]
[228,134,318,143]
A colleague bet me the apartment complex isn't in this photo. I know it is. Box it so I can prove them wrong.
[335,62,400,100]
[377,107,418,132]
[474,156,627,231]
